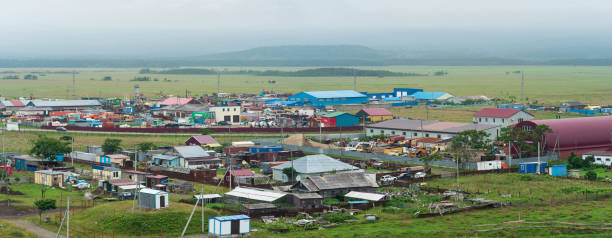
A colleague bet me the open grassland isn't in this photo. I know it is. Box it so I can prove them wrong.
[0,220,37,238]
[0,130,266,154]
[6,183,89,210]
[2,66,612,105]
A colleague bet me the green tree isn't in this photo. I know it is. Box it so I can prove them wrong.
[34,199,56,224]
[102,138,122,154]
[421,153,442,171]
[137,142,155,152]
[282,167,297,182]
[585,171,597,181]
[30,136,71,162]
[451,130,491,162]
[497,124,551,158]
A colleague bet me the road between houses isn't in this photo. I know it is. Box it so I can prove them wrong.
[5,219,64,238]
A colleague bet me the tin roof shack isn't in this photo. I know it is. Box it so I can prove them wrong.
[122,170,152,182]
[92,165,121,181]
[549,164,568,177]
[194,194,223,203]
[241,203,278,217]
[138,188,169,210]
[102,179,138,194]
[185,135,221,148]
[106,154,131,167]
[208,215,251,236]
[261,161,289,175]
[224,187,287,204]
[290,173,379,198]
[321,112,359,128]
[287,193,323,210]
[146,175,169,189]
[272,154,362,182]
[34,170,66,187]
[224,169,255,185]
[519,162,548,174]
[13,155,43,171]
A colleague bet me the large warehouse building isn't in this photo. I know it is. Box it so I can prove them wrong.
[366,119,500,141]
[515,116,612,157]
[287,90,368,107]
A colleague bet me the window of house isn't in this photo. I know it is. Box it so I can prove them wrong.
[437,134,441,138]
[493,118,496,123]
[518,118,524,123]
[370,129,374,133]
[402,132,406,136]
[414,133,417,136]
[380,130,384,134]
[485,118,488,122]
[502,118,505,123]
[606,158,611,162]
[425,133,429,137]
[522,125,532,131]
[478,118,482,122]
[391,131,395,135]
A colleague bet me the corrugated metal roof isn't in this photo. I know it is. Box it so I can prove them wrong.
[28,100,101,107]
[522,116,612,150]
[194,194,222,200]
[297,173,378,192]
[225,187,286,202]
[473,108,523,118]
[360,108,392,116]
[303,90,366,99]
[153,154,178,160]
[322,112,348,118]
[368,119,498,134]
[160,97,197,106]
[139,188,168,195]
[345,191,385,202]
[211,214,250,221]
[187,135,218,145]
[229,169,255,176]
[272,154,359,174]
[173,146,209,158]
[412,92,451,100]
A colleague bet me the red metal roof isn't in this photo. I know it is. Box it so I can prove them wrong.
[361,108,392,116]
[473,108,521,118]
[149,175,168,179]
[517,116,612,150]
[160,97,196,106]
[10,100,24,107]
[229,169,255,177]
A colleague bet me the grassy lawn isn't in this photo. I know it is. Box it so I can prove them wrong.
[24,200,227,237]
[426,173,612,204]
[580,167,612,180]
[1,130,265,154]
[0,219,38,238]
[8,183,89,210]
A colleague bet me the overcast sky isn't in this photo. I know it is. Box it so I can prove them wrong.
[3,0,612,57]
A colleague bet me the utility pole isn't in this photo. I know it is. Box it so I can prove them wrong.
[71,136,74,167]
[132,145,137,213]
[537,141,541,174]
[520,71,525,102]
[201,183,204,233]
[217,72,221,95]
[72,71,76,97]
[66,197,70,238]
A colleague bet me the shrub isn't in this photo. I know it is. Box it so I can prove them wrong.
[322,213,354,223]
[585,171,598,181]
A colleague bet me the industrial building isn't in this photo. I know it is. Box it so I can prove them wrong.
[473,108,534,127]
[209,105,241,125]
[515,116,612,157]
[288,90,368,107]
[366,119,500,141]
[320,112,359,127]
[412,92,454,101]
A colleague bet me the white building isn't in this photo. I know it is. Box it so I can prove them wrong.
[366,119,500,141]
[582,151,612,166]
[272,154,362,182]
[473,108,534,127]
[210,105,241,125]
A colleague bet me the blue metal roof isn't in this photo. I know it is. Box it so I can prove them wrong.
[212,215,250,221]
[348,200,369,204]
[303,90,366,99]
[412,92,449,100]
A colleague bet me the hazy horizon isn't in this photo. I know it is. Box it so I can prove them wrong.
[3,0,612,59]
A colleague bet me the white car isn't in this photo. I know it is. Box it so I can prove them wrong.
[380,175,397,183]
[414,172,427,178]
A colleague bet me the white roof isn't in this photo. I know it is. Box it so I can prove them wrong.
[345,191,385,202]
[232,141,255,147]
[272,154,359,174]
[139,188,168,195]
[194,194,222,200]
[225,187,286,202]
[119,184,143,190]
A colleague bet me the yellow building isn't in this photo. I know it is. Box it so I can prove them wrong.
[356,108,393,123]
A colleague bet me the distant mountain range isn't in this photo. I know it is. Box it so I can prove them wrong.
[2,45,612,67]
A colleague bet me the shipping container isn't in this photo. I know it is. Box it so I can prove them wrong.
[548,164,567,177]
[519,162,547,174]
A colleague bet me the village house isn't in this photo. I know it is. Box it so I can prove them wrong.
[290,173,379,198]
[287,192,323,210]
[473,108,534,127]
[92,165,121,181]
[185,135,221,148]
[355,108,393,123]
[153,146,220,169]
[34,170,67,187]
[271,154,362,182]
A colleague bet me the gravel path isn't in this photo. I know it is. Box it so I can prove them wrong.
[6,219,64,238]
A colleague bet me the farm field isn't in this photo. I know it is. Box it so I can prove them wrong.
[2,66,612,105]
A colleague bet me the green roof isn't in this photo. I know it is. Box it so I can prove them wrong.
[322,112,347,118]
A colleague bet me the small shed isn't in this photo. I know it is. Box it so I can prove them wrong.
[138,188,169,210]
[568,169,581,178]
[34,170,65,187]
[287,192,323,209]
[241,203,278,217]
[519,162,548,174]
[549,164,568,177]
[13,155,42,171]
[194,194,222,203]
[208,215,251,236]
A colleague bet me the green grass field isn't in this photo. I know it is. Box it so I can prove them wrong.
[0,220,37,238]
[2,66,612,105]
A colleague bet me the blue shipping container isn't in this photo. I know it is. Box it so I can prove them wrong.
[549,164,567,177]
[249,146,284,153]
[519,162,548,174]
